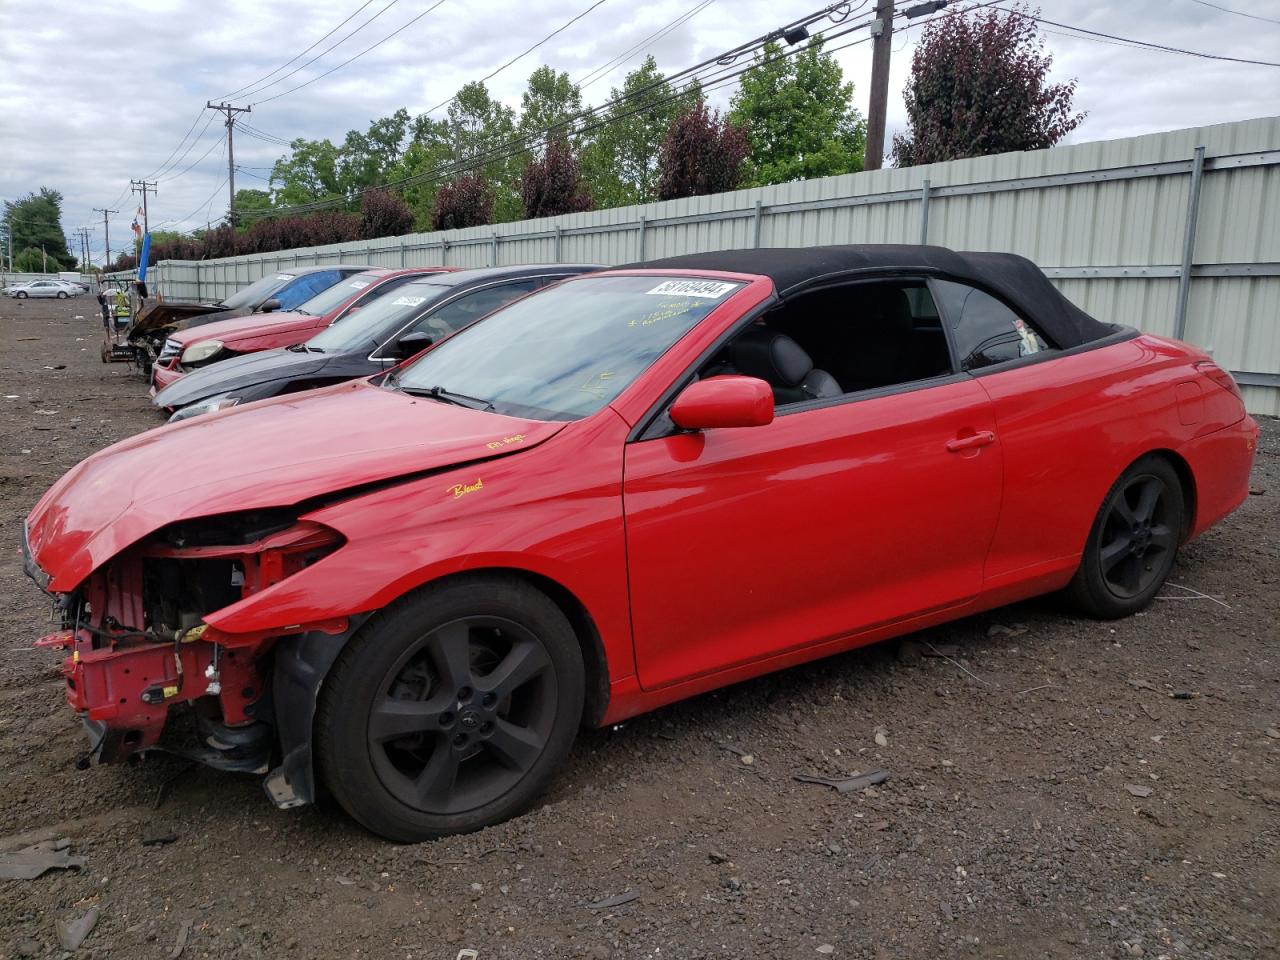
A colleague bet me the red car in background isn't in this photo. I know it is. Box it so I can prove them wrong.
[23,246,1258,842]
[150,267,455,393]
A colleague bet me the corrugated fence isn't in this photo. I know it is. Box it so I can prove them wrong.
[118,116,1280,415]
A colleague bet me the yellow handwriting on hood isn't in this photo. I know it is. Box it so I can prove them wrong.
[448,478,484,499]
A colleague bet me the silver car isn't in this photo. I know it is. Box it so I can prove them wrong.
[6,279,82,299]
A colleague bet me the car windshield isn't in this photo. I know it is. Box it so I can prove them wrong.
[219,273,293,310]
[294,271,383,316]
[306,281,451,352]
[394,275,744,421]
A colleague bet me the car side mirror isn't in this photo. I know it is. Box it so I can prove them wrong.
[394,331,434,358]
[260,298,282,312]
[669,376,774,431]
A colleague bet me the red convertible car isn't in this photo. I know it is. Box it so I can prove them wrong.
[23,246,1257,842]
[149,267,454,393]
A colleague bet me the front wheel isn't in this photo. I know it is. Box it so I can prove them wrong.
[1066,455,1185,619]
[15,291,26,299]
[316,575,584,842]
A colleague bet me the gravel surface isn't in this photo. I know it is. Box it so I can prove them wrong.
[1,297,1277,960]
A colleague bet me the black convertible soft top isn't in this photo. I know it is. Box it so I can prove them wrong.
[631,244,1116,349]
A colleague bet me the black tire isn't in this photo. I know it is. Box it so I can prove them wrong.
[1066,455,1185,619]
[57,291,67,299]
[15,291,26,299]
[316,575,584,842]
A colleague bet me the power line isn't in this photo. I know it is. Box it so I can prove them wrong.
[158,132,228,183]
[1184,0,1280,26]
[1014,10,1280,67]
[149,113,220,181]
[232,0,406,104]
[423,0,613,116]
[142,109,210,180]
[246,5,888,220]
[252,0,450,106]
[577,0,718,90]
[217,0,381,100]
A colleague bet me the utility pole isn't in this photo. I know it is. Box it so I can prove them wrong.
[93,208,118,268]
[206,101,251,225]
[865,0,895,171]
[130,179,157,234]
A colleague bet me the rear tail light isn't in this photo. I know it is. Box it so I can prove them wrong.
[1195,361,1243,401]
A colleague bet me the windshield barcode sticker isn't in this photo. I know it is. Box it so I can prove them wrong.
[646,280,738,299]
[393,296,427,307]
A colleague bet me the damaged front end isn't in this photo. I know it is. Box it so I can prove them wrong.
[26,511,347,784]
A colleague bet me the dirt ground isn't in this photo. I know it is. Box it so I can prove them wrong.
[0,296,1276,960]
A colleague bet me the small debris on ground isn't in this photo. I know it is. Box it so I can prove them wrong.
[587,890,639,910]
[794,770,890,793]
[873,726,889,747]
[1126,784,1154,798]
[169,919,192,959]
[987,623,1028,638]
[55,905,100,950]
[142,832,179,847]
[0,843,85,880]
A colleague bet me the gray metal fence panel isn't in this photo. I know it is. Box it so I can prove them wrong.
[108,116,1280,414]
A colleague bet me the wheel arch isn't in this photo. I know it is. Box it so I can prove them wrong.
[1144,447,1198,542]
[266,566,612,810]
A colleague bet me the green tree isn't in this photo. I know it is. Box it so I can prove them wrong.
[387,118,455,229]
[445,82,520,221]
[580,56,701,208]
[270,138,343,207]
[729,39,866,186]
[231,189,274,221]
[4,188,75,269]
[13,247,48,273]
[518,66,584,149]
[338,108,412,194]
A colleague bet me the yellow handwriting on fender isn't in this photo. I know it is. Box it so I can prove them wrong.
[486,434,526,450]
[448,478,484,499]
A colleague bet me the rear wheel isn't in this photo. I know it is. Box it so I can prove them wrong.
[1067,456,1185,619]
[57,291,68,299]
[316,575,584,842]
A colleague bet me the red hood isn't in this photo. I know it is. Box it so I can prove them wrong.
[169,310,327,349]
[26,380,566,591]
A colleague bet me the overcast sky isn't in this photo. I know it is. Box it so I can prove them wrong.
[1,0,1277,264]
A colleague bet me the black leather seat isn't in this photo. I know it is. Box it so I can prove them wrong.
[839,286,915,391]
[725,327,842,404]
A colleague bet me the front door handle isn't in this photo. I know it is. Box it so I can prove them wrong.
[946,430,996,453]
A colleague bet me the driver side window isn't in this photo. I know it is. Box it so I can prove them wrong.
[695,279,954,408]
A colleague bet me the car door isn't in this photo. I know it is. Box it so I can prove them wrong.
[622,278,1003,690]
[30,281,54,298]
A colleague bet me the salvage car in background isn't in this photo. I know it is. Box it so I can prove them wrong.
[6,278,84,298]
[149,267,457,393]
[152,264,599,420]
[126,264,370,372]
[23,246,1257,842]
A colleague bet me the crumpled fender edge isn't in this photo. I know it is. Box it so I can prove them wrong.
[264,613,371,809]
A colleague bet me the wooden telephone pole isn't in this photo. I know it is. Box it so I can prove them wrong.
[864,0,895,171]
[206,102,251,224]
[93,207,118,268]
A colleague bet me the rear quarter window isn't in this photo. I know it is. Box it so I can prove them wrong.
[932,279,1052,371]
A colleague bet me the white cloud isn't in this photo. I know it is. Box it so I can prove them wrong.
[2,0,1276,263]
